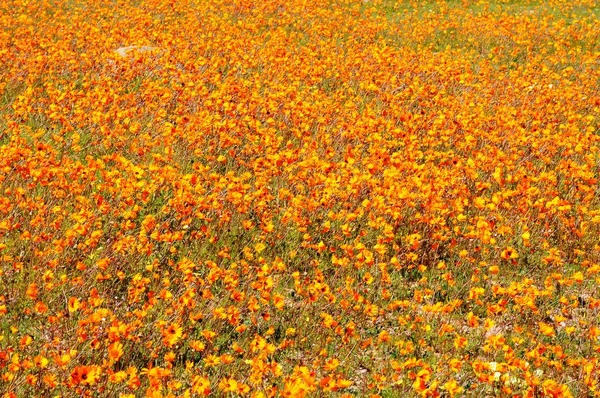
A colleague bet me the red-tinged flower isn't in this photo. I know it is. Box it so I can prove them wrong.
[501,247,518,260]
[192,375,211,395]
[70,365,100,386]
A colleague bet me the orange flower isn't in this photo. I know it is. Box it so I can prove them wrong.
[542,379,573,398]
[539,322,556,337]
[192,375,211,395]
[466,312,479,327]
[70,365,100,386]
[162,323,182,347]
[108,341,124,362]
[2,0,600,396]
[218,377,238,393]
[501,247,519,261]
[442,379,464,397]
[25,283,38,300]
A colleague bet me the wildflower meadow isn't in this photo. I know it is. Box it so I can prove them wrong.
[0,0,599,396]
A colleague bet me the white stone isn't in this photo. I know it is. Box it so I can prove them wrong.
[114,45,160,58]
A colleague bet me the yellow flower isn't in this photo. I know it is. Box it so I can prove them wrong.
[67,297,80,313]
[218,377,238,393]
[539,322,556,337]
[191,375,211,395]
[108,341,124,361]
[162,323,183,347]
[443,379,464,397]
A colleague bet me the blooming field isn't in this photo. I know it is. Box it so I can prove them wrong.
[0,0,599,396]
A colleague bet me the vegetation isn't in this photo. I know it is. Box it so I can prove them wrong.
[0,0,599,396]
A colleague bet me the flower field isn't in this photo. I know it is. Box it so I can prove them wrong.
[0,0,599,396]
